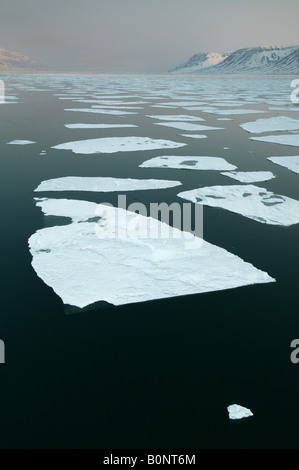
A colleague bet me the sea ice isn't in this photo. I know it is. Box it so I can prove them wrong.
[268,156,299,175]
[28,199,274,308]
[178,184,299,226]
[221,171,275,183]
[64,108,137,115]
[240,116,299,134]
[7,140,36,145]
[65,124,137,129]
[140,156,237,171]
[52,137,186,155]
[35,177,182,193]
[227,405,253,420]
[146,115,205,122]
[179,134,208,139]
[154,122,224,132]
[250,134,299,147]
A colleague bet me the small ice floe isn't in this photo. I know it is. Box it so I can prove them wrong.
[218,118,233,121]
[28,199,274,308]
[221,171,275,183]
[146,115,205,122]
[240,116,299,134]
[250,134,299,147]
[227,405,253,421]
[35,176,182,193]
[268,156,299,175]
[39,150,47,156]
[179,134,208,139]
[65,124,137,129]
[140,156,237,171]
[157,101,203,107]
[154,122,224,132]
[52,136,186,155]
[64,108,137,115]
[178,184,299,226]
[204,109,266,115]
[7,140,36,145]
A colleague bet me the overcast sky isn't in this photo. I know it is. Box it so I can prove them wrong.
[0,0,298,73]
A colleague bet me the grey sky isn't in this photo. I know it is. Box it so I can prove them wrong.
[0,0,298,72]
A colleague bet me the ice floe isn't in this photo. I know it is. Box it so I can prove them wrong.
[221,171,275,183]
[65,124,137,129]
[28,199,274,308]
[146,115,205,122]
[140,156,237,171]
[35,177,182,193]
[7,140,36,145]
[240,116,299,134]
[227,405,253,420]
[64,108,137,115]
[154,122,224,132]
[178,184,299,226]
[250,134,299,147]
[179,134,208,139]
[52,137,186,155]
[268,156,299,175]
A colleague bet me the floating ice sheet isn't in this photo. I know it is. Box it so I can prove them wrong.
[221,171,275,183]
[146,115,205,122]
[7,140,36,145]
[178,184,299,226]
[250,134,299,147]
[65,123,137,129]
[268,156,299,175]
[227,405,253,420]
[28,199,274,308]
[240,116,299,134]
[35,177,182,193]
[140,156,237,171]
[64,108,137,115]
[52,136,186,155]
[179,134,208,139]
[154,122,224,132]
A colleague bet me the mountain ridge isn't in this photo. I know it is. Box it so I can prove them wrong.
[170,45,299,74]
[0,46,43,71]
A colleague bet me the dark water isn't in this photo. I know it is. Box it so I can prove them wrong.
[0,75,298,449]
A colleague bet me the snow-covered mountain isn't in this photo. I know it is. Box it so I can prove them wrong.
[170,46,299,74]
[171,52,228,73]
[0,46,42,71]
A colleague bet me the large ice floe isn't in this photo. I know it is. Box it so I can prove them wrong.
[227,405,253,420]
[240,116,299,134]
[154,122,224,132]
[65,124,137,129]
[35,177,182,193]
[52,137,186,155]
[28,198,274,308]
[140,156,237,171]
[268,156,299,175]
[250,134,299,147]
[221,171,275,183]
[178,185,299,226]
